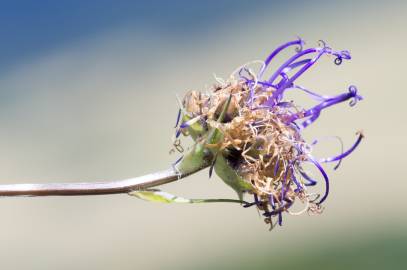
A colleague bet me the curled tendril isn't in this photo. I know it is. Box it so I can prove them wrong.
[295,37,305,52]
[317,39,327,48]
[334,57,343,65]
[340,50,351,59]
[334,50,351,65]
[348,85,362,106]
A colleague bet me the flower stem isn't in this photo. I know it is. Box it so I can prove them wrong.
[0,166,205,197]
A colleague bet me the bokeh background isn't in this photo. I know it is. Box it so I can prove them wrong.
[0,0,406,269]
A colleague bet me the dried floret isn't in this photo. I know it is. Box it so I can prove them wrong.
[173,38,363,228]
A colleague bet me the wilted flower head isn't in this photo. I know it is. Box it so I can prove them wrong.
[173,38,363,229]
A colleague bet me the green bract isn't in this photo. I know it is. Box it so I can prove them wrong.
[175,94,254,199]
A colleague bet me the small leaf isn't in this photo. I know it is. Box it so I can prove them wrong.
[129,189,248,205]
[129,190,190,203]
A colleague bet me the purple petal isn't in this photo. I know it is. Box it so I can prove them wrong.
[172,156,183,171]
[305,85,362,115]
[258,38,305,79]
[312,136,344,170]
[175,128,182,138]
[289,85,362,128]
[291,167,303,192]
[245,79,275,88]
[319,132,364,165]
[283,58,312,73]
[274,160,280,176]
[291,84,330,101]
[307,155,330,205]
[278,212,283,226]
[300,111,320,129]
[268,48,319,85]
[269,194,276,209]
[299,169,318,186]
[174,108,181,128]
[180,116,200,129]
[281,164,291,202]
[262,200,294,217]
[333,50,351,65]
[266,48,326,106]
[277,49,326,91]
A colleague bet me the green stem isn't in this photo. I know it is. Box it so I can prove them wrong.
[0,165,207,197]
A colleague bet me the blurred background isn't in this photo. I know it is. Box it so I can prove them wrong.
[0,0,405,269]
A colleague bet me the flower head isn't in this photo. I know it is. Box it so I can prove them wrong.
[174,39,363,229]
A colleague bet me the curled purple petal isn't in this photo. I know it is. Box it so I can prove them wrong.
[312,136,344,170]
[258,38,305,79]
[307,155,330,205]
[333,50,351,65]
[319,132,364,165]
[299,169,318,186]
[348,85,363,106]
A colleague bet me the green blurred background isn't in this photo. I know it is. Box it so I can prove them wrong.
[0,0,405,269]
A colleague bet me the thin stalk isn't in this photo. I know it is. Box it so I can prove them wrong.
[0,166,205,197]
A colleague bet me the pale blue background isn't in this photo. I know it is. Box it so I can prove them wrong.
[0,1,405,269]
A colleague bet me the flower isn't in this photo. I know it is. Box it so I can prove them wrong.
[174,38,363,229]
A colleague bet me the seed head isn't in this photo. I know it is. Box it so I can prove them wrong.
[174,38,363,229]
